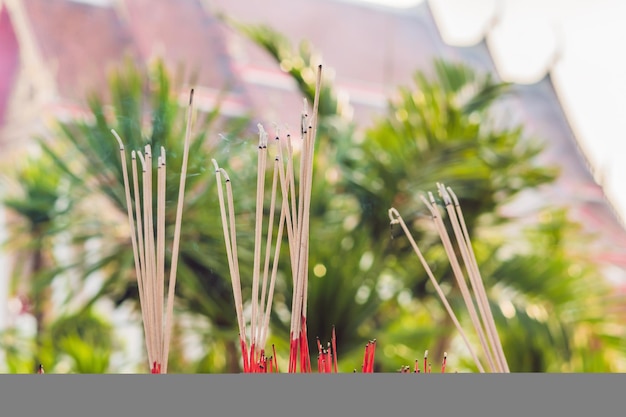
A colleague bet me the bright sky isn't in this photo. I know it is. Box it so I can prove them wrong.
[356,0,626,219]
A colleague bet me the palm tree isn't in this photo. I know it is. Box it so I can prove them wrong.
[1,151,68,370]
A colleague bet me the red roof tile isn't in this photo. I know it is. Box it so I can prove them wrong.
[22,0,139,101]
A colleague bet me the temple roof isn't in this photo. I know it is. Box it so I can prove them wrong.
[1,0,625,271]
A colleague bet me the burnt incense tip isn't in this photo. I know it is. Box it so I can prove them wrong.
[447,187,460,206]
[111,129,124,150]
[189,88,194,105]
[388,207,401,223]
[37,364,44,374]
[131,150,136,159]
[257,123,268,147]
[137,151,147,171]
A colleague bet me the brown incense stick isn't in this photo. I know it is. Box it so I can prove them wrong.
[143,145,158,365]
[444,186,510,372]
[213,159,246,342]
[388,207,486,372]
[162,89,194,373]
[259,174,288,349]
[136,150,156,365]
[421,192,496,372]
[251,124,269,355]
[276,134,297,275]
[258,154,281,345]
[111,130,151,362]
[436,183,502,372]
[156,151,166,363]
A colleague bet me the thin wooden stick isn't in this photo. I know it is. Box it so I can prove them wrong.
[289,100,309,348]
[276,134,297,277]
[111,130,151,368]
[301,66,322,330]
[251,124,269,357]
[129,150,151,366]
[143,145,158,366]
[445,186,510,372]
[290,67,322,371]
[146,146,160,368]
[258,155,281,346]
[332,325,338,373]
[259,183,287,350]
[421,193,496,373]
[156,150,166,365]
[219,163,251,372]
[136,150,157,366]
[162,89,195,373]
[223,168,246,344]
[285,133,298,246]
[212,160,246,342]
[388,207,485,372]
[436,183,502,372]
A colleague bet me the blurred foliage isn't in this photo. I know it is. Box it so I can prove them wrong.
[1,151,68,370]
[0,308,116,373]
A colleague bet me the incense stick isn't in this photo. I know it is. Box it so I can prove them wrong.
[421,192,496,372]
[389,207,486,372]
[213,67,326,373]
[136,150,157,366]
[162,89,195,373]
[389,183,511,373]
[436,183,501,371]
[113,89,194,373]
[251,124,269,358]
[156,150,166,364]
[111,130,151,363]
[444,186,510,372]
[212,160,247,350]
[289,66,323,373]
[259,155,287,349]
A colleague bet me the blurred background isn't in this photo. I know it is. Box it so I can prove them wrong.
[1,0,625,373]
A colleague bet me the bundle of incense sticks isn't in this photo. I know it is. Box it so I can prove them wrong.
[388,183,510,373]
[213,65,323,373]
[396,350,447,374]
[315,327,339,373]
[112,90,195,374]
